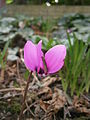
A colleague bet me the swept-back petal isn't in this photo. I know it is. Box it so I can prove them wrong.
[24,40,42,72]
[45,45,66,74]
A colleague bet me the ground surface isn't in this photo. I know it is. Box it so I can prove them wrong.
[0,56,90,120]
[0,14,90,120]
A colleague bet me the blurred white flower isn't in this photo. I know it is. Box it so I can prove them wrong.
[55,0,58,3]
[46,2,51,7]
[19,21,25,29]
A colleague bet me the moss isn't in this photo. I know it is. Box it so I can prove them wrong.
[13,81,19,87]
[8,101,21,114]
[0,101,8,111]
[0,100,21,114]
[73,116,90,120]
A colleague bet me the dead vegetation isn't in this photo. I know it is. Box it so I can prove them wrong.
[0,55,90,120]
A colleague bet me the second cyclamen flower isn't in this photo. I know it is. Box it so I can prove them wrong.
[24,40,66,74]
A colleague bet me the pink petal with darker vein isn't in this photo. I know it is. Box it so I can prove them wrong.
[24,40,42,72]
[45,45,66,74]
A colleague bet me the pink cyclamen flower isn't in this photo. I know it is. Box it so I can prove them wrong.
[24,40,42,72]
[24,40,66,74]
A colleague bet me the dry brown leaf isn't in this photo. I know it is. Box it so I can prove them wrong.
[44,87,66,114]
[39,99,50,112]
[73,96,90,114]
[51,87,66,112]
[42,77,60,87]
[38,87,52,96]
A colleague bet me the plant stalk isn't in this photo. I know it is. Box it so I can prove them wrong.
[19,71,32,120]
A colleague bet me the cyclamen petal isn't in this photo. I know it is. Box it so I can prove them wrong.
[45,45,66,74]
[24,40,42,72]
[24,40,66,74]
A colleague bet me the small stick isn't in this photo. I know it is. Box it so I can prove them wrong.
[82,94,90,102]
[0,88,24,92]
[19,71,32,120]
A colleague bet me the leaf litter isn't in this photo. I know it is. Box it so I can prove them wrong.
[0,53,90,120]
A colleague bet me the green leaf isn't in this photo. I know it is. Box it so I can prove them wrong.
[0,41,9,64]
[6,0,13,4]
[24,70,30,80]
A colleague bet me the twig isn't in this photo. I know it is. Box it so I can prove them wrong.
[0,93,22,100]
[16,59,24,97]
[82,94,90,102]
[24,101,36,117]
[17,59,21,79]
[0,88,24,92]
[23,101,38,114]
[19,71,32,120]
[32,73,42,87]
[64,106,71,120]
[0,69,5,81]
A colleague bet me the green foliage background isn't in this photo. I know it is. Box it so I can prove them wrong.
[6,0,90,5]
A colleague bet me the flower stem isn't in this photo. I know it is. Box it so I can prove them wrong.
[19,71,32,120]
